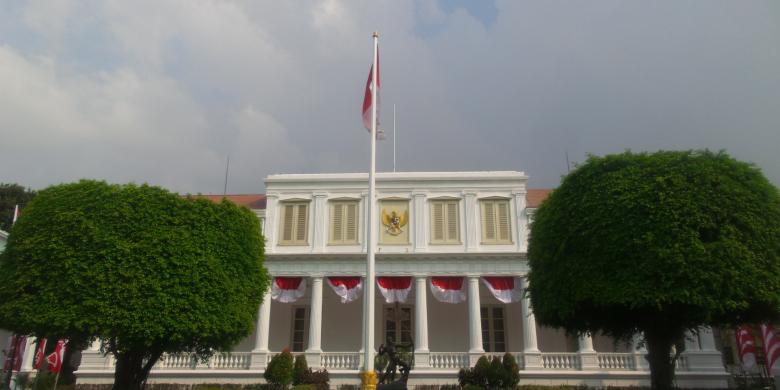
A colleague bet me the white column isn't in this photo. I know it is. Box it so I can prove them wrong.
[520,277,542,369]
[578,334,598,370]
[684,330,701,352]
[306,277,324,368]
[312,193,327,251]
[413,192,427,252]
[463,191,478,252]
[265,194,279,252]
[467,276,484,357]
[414,276,430,368]
[698,327,717,351]
[20,337,36,372]
[632,333,649,371]
[513,190,528,252]
[251,289,272,369]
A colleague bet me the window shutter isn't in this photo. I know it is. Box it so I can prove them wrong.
[332,203,343,241]
[282,204,294,241]
[446,202,458,241]
[497,201,510,241]
[345,203,357,241]
[483,202,496,241]
[295,204,307,242]
[432,202,444,241]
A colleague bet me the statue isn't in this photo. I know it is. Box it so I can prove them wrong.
[377,340,413,390]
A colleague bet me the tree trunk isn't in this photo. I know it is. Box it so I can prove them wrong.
[644,328,678,390]
[112,349,163,390]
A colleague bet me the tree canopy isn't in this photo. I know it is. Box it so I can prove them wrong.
[528,150,780,390]
[0,183,36,231]
[0,180,269,389]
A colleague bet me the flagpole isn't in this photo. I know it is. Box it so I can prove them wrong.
[12,205,19,225]
[361,31,379,390]
[393,104,396,172]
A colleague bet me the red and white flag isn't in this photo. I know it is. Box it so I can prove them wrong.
[377,277,412,303]
[762,325,780,372]
[3,335,26,372]
[271,277,306,303]
[46,339,66,373]
[362,46,384,139]
[327,277,362,303]
[481,277,522,303]
[736,326,757,370]
[34,338,48,369]
[429,277,466,304]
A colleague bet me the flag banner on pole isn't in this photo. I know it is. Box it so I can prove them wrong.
[271,277,306,303]
[762,325,780,372]
[429,277,466,304]
[46,339,66,374]
[481,276,522,303]
[3,335,26,372]
[34,338,47,369]
[736,326,757,370]
[362,48,384,139]
[377,277,412,303]
[327,277,362,303]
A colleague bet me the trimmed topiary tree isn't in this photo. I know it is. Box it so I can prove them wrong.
[0,180,269,390]
[265,349,294,388]
[528,150,780,390]
[293,354,308,385]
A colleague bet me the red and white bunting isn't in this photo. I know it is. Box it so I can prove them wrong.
[762,325,780,373]
[736,326,757,370]
[377,277,412,303]
[429,277,466,304]
[271,277,306,303]
[327,277,363,303]
[34,338,47,370]
[481,276,522,303]
[46,339,67,374]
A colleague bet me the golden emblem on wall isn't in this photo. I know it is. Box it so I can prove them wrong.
[381,209,408,236]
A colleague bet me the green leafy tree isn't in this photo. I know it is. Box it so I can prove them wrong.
[0,183,36,231]
[528,150,780,390]
[0,180,269,390]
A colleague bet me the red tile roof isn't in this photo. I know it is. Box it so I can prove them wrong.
[196,194,267,210]
[527,189,553,208]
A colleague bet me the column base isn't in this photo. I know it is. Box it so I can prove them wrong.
[80,350,113,371]
[468,351,486,366]
[250,350,270,370]
[360,370,378,390]
[523,350,543,369]
[305,350,322,369]
[633,351,649,371]
[414,350,430,369]
[579,351,599,370]
[683,351,727,372]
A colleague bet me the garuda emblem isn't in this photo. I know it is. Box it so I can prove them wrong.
[381,209,408,236]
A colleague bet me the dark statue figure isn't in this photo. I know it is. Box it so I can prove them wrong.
[376,340,413,390]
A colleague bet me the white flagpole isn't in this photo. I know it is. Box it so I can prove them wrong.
[12,204,19,225]
[362,31,379,382]
[393,104,396,172]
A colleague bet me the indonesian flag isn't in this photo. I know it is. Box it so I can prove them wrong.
[762,325,780,373]
[362,46,384,139]
[3,335,26,372]
[34,338,47,369]
[377,277,412,303]
[429,277,466,304]
[481,277,522,303]
[736,326,757,370]
[46,339,66,374]
[327,277,362,303]
[271,277,306,303]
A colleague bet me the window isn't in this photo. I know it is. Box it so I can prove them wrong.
[430,199,460,244]
[480,199,512,244]
[291,306,308,352]
[383,305,413,345]
[330,200,359,245]
[481,306,506,352]
[279,202,309,245]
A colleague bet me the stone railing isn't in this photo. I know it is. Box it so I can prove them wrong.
[153,352,251,370]
[597,353,635,370]
[542,353,580,370]
[321,352,361,370]
[429,352,470,369]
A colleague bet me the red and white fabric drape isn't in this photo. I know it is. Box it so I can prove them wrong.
[481,276,523,303]
[271,277,306,303]
[736,325,757,370]
[762,325,780,372]
[327,277,363,303]
[377,277,412,303]
[429,277,466,304]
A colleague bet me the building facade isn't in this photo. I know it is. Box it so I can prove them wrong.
[73,171,728,387]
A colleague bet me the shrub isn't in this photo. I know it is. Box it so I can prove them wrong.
[264,350,294,388]
[293,355,308,385]
[501,353,520,389]
[298,368,330,390]
[458,354,520,390]
[292,385,315,390]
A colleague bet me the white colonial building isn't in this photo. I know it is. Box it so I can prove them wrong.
[71,171,728,387]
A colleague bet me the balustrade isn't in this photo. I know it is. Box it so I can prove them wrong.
[321,352,361,370]
[541,353,580,370]
[429,353,470,369]
[597,353,635,370]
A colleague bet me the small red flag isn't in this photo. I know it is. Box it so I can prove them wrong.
[34,338,47,369]
[46,339,67,373]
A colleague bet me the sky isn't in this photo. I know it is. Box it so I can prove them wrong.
[0,1,778,194]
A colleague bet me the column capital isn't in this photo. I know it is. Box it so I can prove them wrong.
[411,191,427,198]
[313,192,328,198]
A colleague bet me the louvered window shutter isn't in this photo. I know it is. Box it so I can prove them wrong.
[446,202,459,241]
[432,202,444,241]
[483,201,496,241]
[497,201,510,241]
[282,204,294,242]
[295,204,308,242]
[345,203,357,241]
[332,203,343,242]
